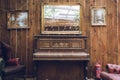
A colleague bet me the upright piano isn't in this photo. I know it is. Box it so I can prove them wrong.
[33,35,90,80]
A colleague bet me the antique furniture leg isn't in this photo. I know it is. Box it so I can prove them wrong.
[83,61,88,80]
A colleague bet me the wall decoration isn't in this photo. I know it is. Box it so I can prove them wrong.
[91,8,106,26]
[7,11,29,29]
[42,4,82,34]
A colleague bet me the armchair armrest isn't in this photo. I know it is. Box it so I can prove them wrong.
[106,64,116,73]
[106,64,120,74]
[100,64,120,80]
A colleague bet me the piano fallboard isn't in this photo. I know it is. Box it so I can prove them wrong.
[33,52,90,61]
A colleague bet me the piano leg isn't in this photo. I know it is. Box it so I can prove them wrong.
[83,61,88,80]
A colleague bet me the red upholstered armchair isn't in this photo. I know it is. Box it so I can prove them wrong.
[100,64,120,80]
[0,41,26,80]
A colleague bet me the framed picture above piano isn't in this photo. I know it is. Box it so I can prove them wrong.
[41,3,82,34]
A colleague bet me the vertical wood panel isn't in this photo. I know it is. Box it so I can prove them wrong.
[27,0,34,75]
[106,0,117,64]
[118,0,120,64]
[0,0,120,78]
[20,30,27,64]
[89,0,118,78]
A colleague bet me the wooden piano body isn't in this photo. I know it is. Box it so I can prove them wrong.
[33,35,90,80]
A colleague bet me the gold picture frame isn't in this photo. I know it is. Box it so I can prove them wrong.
[41,3,82,34]
[91,7,106,26]
[7,10,29,29]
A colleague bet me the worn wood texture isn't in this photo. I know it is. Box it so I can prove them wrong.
[118,0,120,67]
[0,0,120,78]
[37,61,86,80]
[89,0,118,77]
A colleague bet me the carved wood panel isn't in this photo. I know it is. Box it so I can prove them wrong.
[37,39,84,49]
[34,35,88,53]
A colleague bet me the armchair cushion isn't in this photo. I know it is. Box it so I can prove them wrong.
[0,41,26,80]
[115,66,120,74]
[6,58,20,66]
[106,64,120,73]
[100,64,120,80]
[3,65,25,75]
[106,64,116,73]
[100,72,120,80]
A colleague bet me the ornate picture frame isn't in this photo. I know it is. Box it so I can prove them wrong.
[7,10,29,29]
[91,7,106,26]
[41,3,82,34]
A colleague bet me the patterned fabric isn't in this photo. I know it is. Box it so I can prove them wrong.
[101,72,120,80]
[6,58,19,66]
[106,64,120,73]
[101,64,120,80]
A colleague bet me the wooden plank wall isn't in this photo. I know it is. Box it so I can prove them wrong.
[0,0,120,78]
[118,0,120,66]
[89,0,119,77]
[0,0,9,43]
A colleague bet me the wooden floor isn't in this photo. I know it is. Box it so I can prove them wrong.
[26,78,36,80]
[14,78,95,80]
[14,78,35,80]
[15,78,95,80]
[13,77,95,80]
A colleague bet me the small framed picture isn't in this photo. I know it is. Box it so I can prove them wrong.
[7,10,29,29]
[91,7,106,26]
